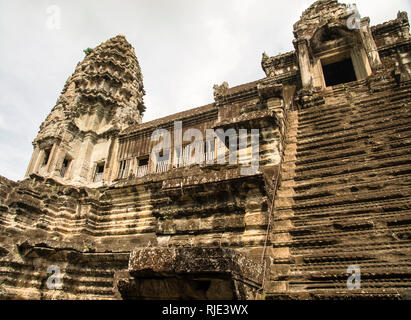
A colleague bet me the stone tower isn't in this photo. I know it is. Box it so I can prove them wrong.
[25,35,145,186]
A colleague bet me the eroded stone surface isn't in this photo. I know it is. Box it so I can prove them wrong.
[114,247,262,300]
[0,0,410,300]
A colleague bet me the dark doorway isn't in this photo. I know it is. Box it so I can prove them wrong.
[42,149,51,166]
[60,158,71,178]
[138,157,149,166]
[94,163,105,182]
[322,58,357,87]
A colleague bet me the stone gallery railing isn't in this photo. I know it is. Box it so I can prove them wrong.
[136,165,148,177]
[155,160,169,173]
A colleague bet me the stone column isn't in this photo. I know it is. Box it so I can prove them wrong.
[72,133,96,183]
[25,146,40,177]
[397,11,410,40]
[47,139,63,176]
[43,142,57,174]
[351,45,372,79]
[50,147,66,178]
[104,136,117,182]
[396,51,411,82]
[33,148,46,175]
[294,38,313,88]
[359,17,382,71]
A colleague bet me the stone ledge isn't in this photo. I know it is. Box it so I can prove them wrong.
[114,247,263,300]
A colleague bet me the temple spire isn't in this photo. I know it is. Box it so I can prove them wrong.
[26,35,145,185]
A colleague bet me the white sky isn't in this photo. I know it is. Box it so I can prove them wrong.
[0,0,410,181]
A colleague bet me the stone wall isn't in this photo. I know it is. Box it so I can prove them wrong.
[1,0,410,300]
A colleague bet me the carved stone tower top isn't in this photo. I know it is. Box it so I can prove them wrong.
[36,34,145,143]
[26,35,145,185]
[292,0,381,89]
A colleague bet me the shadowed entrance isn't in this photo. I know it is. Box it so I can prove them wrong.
[322,58,357,87]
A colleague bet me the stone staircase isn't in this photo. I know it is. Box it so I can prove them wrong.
[267,76,411,299]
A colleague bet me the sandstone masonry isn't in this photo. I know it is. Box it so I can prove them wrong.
[0,0,410,299]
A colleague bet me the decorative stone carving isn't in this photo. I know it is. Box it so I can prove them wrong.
[115,247,263,300]
[213,81,229,100]
[26,35,146,186]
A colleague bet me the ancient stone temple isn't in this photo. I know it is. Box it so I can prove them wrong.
[0,0,410,299]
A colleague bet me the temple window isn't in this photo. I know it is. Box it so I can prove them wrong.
[156,149,170,173]
[138,156,149,167]
[307,24,373,89]
[322,56,357,87]
[60,157,71,178]
[42,148,51,167]
[94,162,105,182]
[136,156,149,177]
[117,159,131,179]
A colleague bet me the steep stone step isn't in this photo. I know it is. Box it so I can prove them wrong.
[291,136,411,164]
[286,150,411,179]
[296,104,411,141]
[276,196,411,219]
[296,101,411,142]
[282,156,411,183]
[276,184,409,210]
[298,95,410,127]
[298,87,411,122]
[288,143,410,170]
[275,197,411,222]
[284,174,411,201]
[274,224,410,246]
[282,150,410,187]
[281,211,411,233]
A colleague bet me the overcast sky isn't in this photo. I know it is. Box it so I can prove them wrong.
[0,0,410,181]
